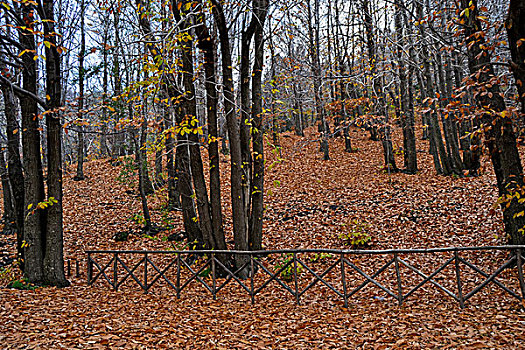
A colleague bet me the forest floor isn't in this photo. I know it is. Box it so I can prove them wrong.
[1,126,524,349]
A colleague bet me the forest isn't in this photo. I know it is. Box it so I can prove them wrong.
[0,0,525,348]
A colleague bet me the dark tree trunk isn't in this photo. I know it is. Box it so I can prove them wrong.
[308,0,329,160]
[154,112,164,186]
[136,0,202,243]
[293,84,304,136]
[416,1,447,175]
[100,27,110,159]
[75,0,86,181]
[249,0,269,251]
[164,105,180,210]
[176,133,203,247]
[436,49,462,175]
[212,0,249,275]
[139,110,154,196]
[507,0,525,120]
[0,149,15,234]
[462,0,525,245]
[239,14,255,241]
[19,3,45,283]
[394,0,416,174]
[0,83,24,259]
[133,128,152,232]
[194,7,227,251]
[452,52,475,172]
[112,8,126,158]
[363,0,394,170]
[41,0,69,287]
[175,2,222,251]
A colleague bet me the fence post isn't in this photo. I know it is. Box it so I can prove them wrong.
[211,253,216,300]
[87,253,92,285]
[341,252,348,308]
[144,252,148,294]
[454,250,465,309]
[293,252,300,305]
[394,253,403,305]
[113,253,118,291]
[250,254,255,305]
[517,248,525,301]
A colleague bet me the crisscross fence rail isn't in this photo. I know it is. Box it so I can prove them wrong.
[86,246,525,308]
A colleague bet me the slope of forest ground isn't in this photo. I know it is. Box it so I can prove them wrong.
[1,126,524,349]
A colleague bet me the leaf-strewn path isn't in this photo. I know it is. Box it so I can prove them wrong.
[1,127,524,349]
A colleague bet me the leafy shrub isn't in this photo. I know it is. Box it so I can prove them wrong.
[7,278,38,290]
[128,213,145,226]
[116,156,137,186]
[309,252,334,263]
[339,219,371,248]
[274,253,302,281]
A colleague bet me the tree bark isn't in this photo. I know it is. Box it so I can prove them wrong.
[0,148,15,234]
[194,6,227,250]
[0,82,25,260]
[175,2,222,251]
[75,0,86,181]
[41,0,69,287]
[249,0,269,251]
[394,0,416,174]
[362,0,394,170]
[461,0,525,245]
[239,13,255,242]
[307,0,329,160]
[211,0,249,275]
[507,0,525,120]
[19,2,45,283]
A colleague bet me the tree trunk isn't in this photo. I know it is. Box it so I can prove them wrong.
[164,104,180,210]
[416,1,447,175]
[176,3,222,251]
[133,128,152,232]
[212,0,249,275]
[507,0,525,120]
[176,133,204,247]
[394,0,416,174]
[75,0,86,181]
[41,0,69,287]
[136,0,202,244]
[139,109,154,196]
[0,149,15,234]
[239,14,255,242]
[461,0,525,246]
[19,3,45,283]
[194,7,227,251]
[0,82,25,261]
[307,0,329,160]
[100,21,110,159]
[249,0,269,251]
[362,0,394,170]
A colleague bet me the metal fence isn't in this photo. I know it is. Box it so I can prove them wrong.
[86,246,525,308]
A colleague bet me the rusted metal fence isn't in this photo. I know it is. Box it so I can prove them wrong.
[86,246,525,308]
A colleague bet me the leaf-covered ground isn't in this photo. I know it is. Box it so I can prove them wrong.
[1,127,524,349]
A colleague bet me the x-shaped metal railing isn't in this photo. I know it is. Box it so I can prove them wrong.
[86,246,525,308]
